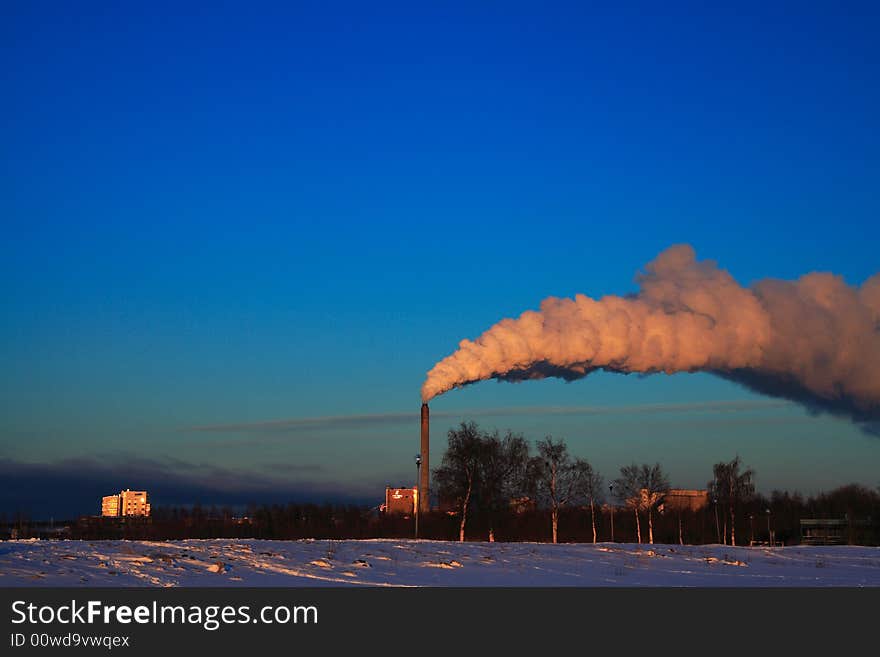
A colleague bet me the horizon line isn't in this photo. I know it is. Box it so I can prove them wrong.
[183,399,793,434]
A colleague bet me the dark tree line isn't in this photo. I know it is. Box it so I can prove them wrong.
[3,483,879,544]
[2,423,878,544]
[431,422,880,546]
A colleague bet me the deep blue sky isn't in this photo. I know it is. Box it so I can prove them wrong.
[2,2,879,517]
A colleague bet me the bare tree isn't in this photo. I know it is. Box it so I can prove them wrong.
[528,437,587,543]
[478,429,530,542]
[709,456,755,546]
[614,464,643,543]
[573,460,604,543]
[613,463,669,544]
[637,463,669,545]
[433,422,483,542]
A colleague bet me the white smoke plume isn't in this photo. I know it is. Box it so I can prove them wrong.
[422,245,880,432]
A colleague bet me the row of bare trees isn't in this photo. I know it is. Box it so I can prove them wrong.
[435,422,673,544]
[434,422,765,545]
[434,422,607,543]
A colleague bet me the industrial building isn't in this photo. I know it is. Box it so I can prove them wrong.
[101,489,151,517]
[661,489,710,512]
[798,517,879,546]
[800,519,847,545]
[383,486,417,515]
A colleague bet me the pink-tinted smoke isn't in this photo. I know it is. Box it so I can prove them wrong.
[422,245,880,431]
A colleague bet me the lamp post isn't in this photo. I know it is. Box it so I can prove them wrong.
[765,508,772,547]
[609,483,615,542]
[713,496,720,544]
[414,455,421,539]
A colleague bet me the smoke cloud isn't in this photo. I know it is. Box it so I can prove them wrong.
[422,245,880,431]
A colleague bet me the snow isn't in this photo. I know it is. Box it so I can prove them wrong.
[1,539,878,587]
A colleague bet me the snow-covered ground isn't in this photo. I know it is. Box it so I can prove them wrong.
[1,539,878,587]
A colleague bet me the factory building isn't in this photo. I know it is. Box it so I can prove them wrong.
[383,486,418,515]
[661,489,709,512]
[101,489,151,517]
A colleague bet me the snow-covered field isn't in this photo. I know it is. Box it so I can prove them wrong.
[1,539,878,587]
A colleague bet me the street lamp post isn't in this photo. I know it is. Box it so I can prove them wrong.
[609,483,615,542]
[414,455,421,539]
[766,508,772,547]
[713,496,720,544]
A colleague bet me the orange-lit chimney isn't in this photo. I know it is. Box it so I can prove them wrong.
[419,403,429,513]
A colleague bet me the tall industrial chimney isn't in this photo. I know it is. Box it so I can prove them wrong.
[419,403,429,513]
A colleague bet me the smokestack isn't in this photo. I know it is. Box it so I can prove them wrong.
[419,403,429,513]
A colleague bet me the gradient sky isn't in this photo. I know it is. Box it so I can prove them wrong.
[2,2,879,517]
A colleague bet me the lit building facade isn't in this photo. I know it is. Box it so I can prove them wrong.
[100,489,151,517]
[383,486,417,515]
[101,495,120,517]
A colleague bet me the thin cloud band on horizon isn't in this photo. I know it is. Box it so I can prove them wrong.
[0,454,377,520]
[183,399,794,435]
